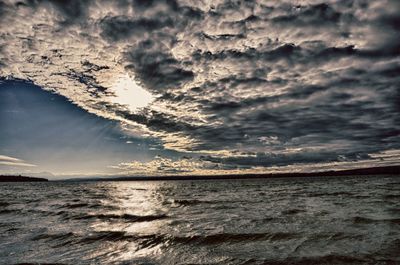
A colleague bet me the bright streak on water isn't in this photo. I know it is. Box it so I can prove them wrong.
[0,176,399,264]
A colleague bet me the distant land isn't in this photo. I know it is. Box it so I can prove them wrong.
[0,175,49,182]
[2,165,399,182]
[69,165,400,181]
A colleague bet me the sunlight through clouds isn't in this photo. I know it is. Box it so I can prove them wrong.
[110,74,154,112]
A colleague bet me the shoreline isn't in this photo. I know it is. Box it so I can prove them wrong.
[64,165,400,182]
[1,165,399,182]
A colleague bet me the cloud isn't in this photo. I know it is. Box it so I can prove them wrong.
[0,0,399,172]
[111,148,400,176]
[0,155,37,167]
[110,156,222,175]
[99,15,174,42]
[0,161,37,167]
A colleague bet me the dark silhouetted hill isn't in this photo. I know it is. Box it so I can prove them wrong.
[0,175,49,182]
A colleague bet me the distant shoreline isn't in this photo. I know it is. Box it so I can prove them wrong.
[67,165,400,182]
[1,165,399,182]
[0,175,49,182]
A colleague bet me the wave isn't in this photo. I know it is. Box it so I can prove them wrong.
[80,231,131,244]
[73,213,168,222]
[57,202,116,210]
[32,232,75,242]
[377,239,400,258]
[309,232,364,241]
[60,203,90,209]
[0,208,18,214]
[352,216,380,224]
[172,199,204,206]
[31,230,137,245]
[309,191,354,197]
[281,209,306,215]
[114,232,301,251]
[387,207,400,214]
[166,232,299,246]
[14,263,68,265]
[189,232,299,244]
[0,201,10,207]
[171,199,228,207]
[242,255,370,265]
[384,194,400,199]
[170,199,243,210]
[352,216,400,225]
[74,231,300,247]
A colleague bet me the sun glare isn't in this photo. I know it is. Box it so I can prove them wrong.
[111,74,154,112]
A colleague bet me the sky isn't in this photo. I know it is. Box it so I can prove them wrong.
[0,0,399,178]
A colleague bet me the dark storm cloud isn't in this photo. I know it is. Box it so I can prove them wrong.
[115,108,197,135]
[81,60,110,72]
[102,0,399,161]
[1,0,399,171]
[99,16,174,42]
[49,0,92,24]
[200,150,372,168]
[271,3,344,25]
[10,0,93,25]
[123,41,194,90]
[96,0,203,90]
[190,44,304,63]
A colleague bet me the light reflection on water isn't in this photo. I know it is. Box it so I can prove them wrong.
[87,182,169,263]
[0,176,399,264]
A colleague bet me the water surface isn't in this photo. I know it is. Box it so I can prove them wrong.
[0,176,399,264]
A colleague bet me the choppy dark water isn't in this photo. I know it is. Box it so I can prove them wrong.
[0,176,399,265]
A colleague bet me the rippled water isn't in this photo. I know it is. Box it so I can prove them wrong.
[0,176,399,265]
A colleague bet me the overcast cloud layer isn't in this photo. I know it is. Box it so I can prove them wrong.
[0,0,399,174]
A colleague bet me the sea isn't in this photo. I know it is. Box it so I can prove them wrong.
[0,176,399,265]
